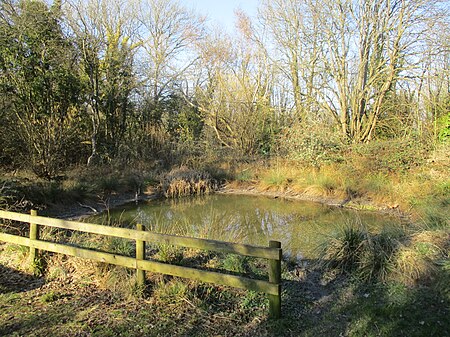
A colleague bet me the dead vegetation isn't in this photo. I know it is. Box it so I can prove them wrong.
[160,167,218,198]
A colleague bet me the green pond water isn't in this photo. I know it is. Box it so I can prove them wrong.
[90,194,404,260]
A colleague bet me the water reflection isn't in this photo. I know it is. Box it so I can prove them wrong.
[90,195,403,259]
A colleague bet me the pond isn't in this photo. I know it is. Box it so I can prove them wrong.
[90,194,404,260]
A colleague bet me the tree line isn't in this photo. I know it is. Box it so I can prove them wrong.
[0,0,448,179]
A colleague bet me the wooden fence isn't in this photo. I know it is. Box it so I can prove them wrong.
[0,210,282,318]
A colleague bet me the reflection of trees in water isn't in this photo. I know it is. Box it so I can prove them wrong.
[95,195,402,259]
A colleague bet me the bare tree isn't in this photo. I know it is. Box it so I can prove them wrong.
[257,0,323,121]
[191,13,277,155]
[137,0,205,123]
[313,0,446,142]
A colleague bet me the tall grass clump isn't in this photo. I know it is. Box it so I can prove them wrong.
[160,166,218,198]
[391,230,449,286]
[357,231,400,282]
[319,223,448,286]
[260,171,288,190]
[319,225,369,274]
[319,224,403,283]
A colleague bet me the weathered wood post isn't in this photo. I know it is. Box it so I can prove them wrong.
[268,240,282,319]
[136,223,146,287]
[29,209,38,265]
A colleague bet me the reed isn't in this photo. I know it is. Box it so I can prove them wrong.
[160,167,218,198]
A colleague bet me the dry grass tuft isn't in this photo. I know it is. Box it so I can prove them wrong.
[160,167,218,198]
[0,243,32,273]
[391,246,438,286]
[152,278,191,304]
[319,223,448,286]
[410,230,449,257]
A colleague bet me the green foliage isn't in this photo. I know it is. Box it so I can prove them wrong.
[163,94,204,142]
[32,255,47,277]
[0,0,84,178]
[155,244,184,264]
[105,238,134,257]
[240,290,266,310]
[351,138,430,173]
[277,122,344,167]
[437,112,450,143]
[40,291,59,303]
[221,254,249,274]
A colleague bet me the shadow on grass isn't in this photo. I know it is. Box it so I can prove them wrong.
[0,264,44,294]
[238,258,449,337]
[334,272,450,337]
[0,258,448,337]
[0,302,75,337]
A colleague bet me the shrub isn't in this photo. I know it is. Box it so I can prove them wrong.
[276,122,344,168]
[350,138,430,174]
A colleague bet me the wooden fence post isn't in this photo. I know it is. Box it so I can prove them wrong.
[268,240,282,319]
[29,209,38,265]
[136,223,146,287]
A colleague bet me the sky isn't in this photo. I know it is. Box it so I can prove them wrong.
[182,0,259,33]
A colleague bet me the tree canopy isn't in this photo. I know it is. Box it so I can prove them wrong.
[0,0,448,178]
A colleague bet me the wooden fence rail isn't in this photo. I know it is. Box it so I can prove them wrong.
[0,210,282,318]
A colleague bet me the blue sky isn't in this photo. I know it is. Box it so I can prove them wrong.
[182,0,259,33]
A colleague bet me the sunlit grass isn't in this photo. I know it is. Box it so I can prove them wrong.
[318,221,448,287]
[259,165,292,191]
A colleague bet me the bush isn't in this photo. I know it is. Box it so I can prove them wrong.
[350,138,430,174]
[277,122,344,168]
[436,112,450,143]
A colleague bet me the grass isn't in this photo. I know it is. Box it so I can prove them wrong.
[319,223,448,288]
[1,240,448,336]
[0,139,448,335]
[260,168,290,190]
[0,199,448,336]
[224,141,448,221]
[235,169,255,183]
